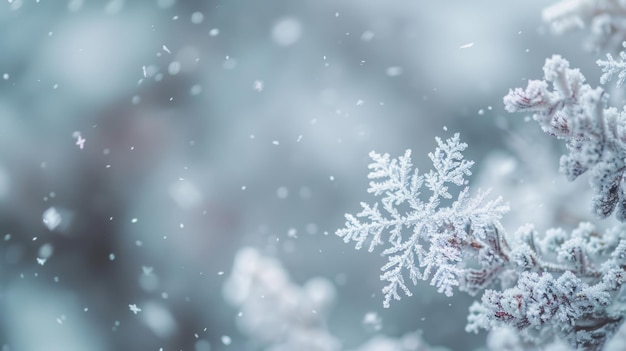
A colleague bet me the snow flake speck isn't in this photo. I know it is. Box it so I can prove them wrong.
[361,31,374,41]
[129,304,142,314]
[277,187,288,199]
[191,12,204,24]
[253,80,264,92]
[42,207,62,231]
[386,66,403,77]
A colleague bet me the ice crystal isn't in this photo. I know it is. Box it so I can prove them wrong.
[598,41,626,87]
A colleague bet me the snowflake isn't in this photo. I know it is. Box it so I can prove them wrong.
[129,304,142,314]
[337,134,508,307]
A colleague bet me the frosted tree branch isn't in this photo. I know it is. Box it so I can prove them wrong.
[337,133,626,350]
[505,55,626,221]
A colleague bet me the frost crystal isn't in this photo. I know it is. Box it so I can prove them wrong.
[505,55,626,221]
[336,134,509,307]
[597,41,626,87]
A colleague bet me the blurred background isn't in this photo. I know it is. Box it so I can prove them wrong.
[0,1,610,350]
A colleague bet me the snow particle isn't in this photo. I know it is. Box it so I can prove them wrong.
[191,11,204,24]
[277,187,288,199]
[386,66,403,77]
[42,207,62,231]
[221,335,232,346]
[109,253,116,261]
[287,228,298,238]
[168,61,181,75]
[459,42,475,49]
[129,304,142,314]
[131,218,138,223]
[253,80,264,92]
[362,311,382,331]
[73,131,86,149]
[209,28,220,36]
[361,31,374,41]
[190,84,203,95]
[271,17,302,46]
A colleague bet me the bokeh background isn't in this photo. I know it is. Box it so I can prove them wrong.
[0,1,609,350]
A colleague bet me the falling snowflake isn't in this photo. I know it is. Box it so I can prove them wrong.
[129,304,142,314]
[253,80,264,92]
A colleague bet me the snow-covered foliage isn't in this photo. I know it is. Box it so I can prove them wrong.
[542,0,626,52]
[468,222,626,350]
[337,132,626,349]
[504,55,626,221]
[223,247,450,351]
[223,247,340,351]
[337,134,509,306]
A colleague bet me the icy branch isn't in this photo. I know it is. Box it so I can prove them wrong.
[467,223,626,351]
